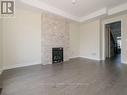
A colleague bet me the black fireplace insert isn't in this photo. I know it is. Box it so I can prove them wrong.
[52,48,63,64]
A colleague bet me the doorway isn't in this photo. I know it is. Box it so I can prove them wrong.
[105,21,121,63]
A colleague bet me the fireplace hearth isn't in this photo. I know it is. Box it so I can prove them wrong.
[52,48,63,64]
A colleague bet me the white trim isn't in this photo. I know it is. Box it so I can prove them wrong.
[108,3,127,15]
[122,61,127,64]
[101,16,123,61]
[79,8,107,22]
[64,58,70,61]
[80,56,101,61]
[69,56,79,59]
[0,69,3,75]
[21,0,80,22]
[3,62,42,70]
[20,0,127,22]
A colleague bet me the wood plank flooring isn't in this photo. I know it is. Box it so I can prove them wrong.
[1,57,127,95]
[0,74,2,95]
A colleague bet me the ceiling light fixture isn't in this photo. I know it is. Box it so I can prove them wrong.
[72,0,77,4]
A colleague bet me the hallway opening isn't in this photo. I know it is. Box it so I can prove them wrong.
[105,21,121,64]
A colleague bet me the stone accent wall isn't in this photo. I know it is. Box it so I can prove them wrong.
[41,13,70,65]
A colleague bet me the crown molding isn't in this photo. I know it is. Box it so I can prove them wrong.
[108,3,127,15]
[21,0,80,22]
[79,8,107,22]
[20,0,127,22]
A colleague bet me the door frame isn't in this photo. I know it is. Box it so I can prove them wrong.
[101,17,123,61]
[105,24,111,58]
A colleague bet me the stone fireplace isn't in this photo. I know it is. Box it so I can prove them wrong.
[41,13,70,65]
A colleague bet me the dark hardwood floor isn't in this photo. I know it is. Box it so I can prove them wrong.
[0,89,1,95]
[0,74,2,95]
[1,56,127,95]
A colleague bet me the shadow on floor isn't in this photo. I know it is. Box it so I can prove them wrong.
[105,54,121,64]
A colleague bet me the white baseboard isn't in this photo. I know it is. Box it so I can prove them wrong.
[64,58,70,62]
[3,62,42,70]
[119,58,127,64]
[122,61,127,64]
[0,69,3,75]
[69,56,79,59]
[2,57,102,70]
[79,56,101,61]
[3,59,71,70]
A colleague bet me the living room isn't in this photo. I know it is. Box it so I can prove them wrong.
[0,0,127,95]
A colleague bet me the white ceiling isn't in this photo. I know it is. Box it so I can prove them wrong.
[20,0,127,22]
[40,0,127,17]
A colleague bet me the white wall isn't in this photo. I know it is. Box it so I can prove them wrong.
[2,7,127,69]
[3,8,42,69]
[0,19,3,73]
[69,21,80,58]
[77,14,127,63]
[2,7,81,69]
[80,20,101,60]
[122,15,127,63]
